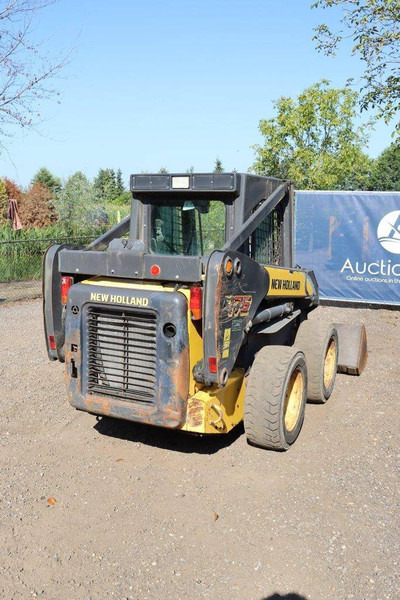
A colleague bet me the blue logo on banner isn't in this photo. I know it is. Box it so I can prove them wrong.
[377,210,400,254]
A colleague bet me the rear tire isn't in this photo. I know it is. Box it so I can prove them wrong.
[244,345,307,451]
[295,320,338,403]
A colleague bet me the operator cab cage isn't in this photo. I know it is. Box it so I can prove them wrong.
[57,173,294,282]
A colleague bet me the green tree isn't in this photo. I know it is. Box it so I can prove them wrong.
[109,169,116,191]
[158,167,168,174]
[213,158,224,173]
[369,143,400,190]
[94,168,118,201]
[32,167,61,195]
[116,169,125,195]
[312,0,400,134]
[251,80,373,190]
[115,191,131,205]
[54,172,99,235]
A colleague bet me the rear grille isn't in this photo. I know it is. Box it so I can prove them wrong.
[86,305,157,403]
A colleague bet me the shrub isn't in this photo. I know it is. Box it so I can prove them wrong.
[19,182,57,228]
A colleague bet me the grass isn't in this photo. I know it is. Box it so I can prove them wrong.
[0,201,131,282]
[0,235,99,281]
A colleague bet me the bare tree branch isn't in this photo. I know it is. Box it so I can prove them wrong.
[0,0,69,148]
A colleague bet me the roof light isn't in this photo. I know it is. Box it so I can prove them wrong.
[172,176,190,189]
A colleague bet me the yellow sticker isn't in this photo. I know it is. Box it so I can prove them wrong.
[222,328,231,358]
[265,267,307,297]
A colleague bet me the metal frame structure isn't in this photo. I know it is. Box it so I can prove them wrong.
[57,173,294,282]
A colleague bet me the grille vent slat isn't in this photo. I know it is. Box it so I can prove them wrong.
[86,305,157,403]
[87,322,156,332]
[88,338,156,352]
[89,359,156,373]
[88,352,156,366]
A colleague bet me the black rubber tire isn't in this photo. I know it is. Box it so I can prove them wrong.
[244,345,307,451]
[295,320,339,404]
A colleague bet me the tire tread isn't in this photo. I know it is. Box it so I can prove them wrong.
[244,345,306,450]
[295,320,338,403]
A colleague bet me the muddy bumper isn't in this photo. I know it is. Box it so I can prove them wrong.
[64,283,189,428]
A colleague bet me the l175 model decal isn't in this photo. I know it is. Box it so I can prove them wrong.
[224,295,253,318]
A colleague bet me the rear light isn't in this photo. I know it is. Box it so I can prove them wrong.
[208,357,217,373]
[48,335,56,351]
[61,276,73,305]
[190,285,202,320]
[150,264,160,276]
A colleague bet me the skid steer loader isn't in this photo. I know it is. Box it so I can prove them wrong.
[43,173,367,450]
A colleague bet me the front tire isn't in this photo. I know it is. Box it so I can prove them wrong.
[244,345,307,451]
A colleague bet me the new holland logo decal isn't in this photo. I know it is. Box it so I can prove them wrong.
[90,292,149,306]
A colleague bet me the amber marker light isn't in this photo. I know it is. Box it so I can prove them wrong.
[224,257,233,276]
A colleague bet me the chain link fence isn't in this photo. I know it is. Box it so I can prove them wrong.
[0,236,97,303]
[0,227,227,304]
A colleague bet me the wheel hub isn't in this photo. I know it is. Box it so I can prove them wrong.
[284,368,304,432]
[323,337,337,390]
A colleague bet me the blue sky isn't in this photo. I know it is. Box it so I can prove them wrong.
[0,0,395,188]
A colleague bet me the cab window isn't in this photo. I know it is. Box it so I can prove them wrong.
[150,200,225,256]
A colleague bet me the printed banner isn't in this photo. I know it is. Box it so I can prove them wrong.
[294,191,400,306]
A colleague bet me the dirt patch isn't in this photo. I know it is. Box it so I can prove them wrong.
[0,300,398,600]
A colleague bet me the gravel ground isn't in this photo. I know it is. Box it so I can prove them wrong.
[0,300,398,600]
[0,280,41,304]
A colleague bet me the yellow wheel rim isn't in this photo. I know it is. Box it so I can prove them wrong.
[323,337,337,390]
[284,368,304,433]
